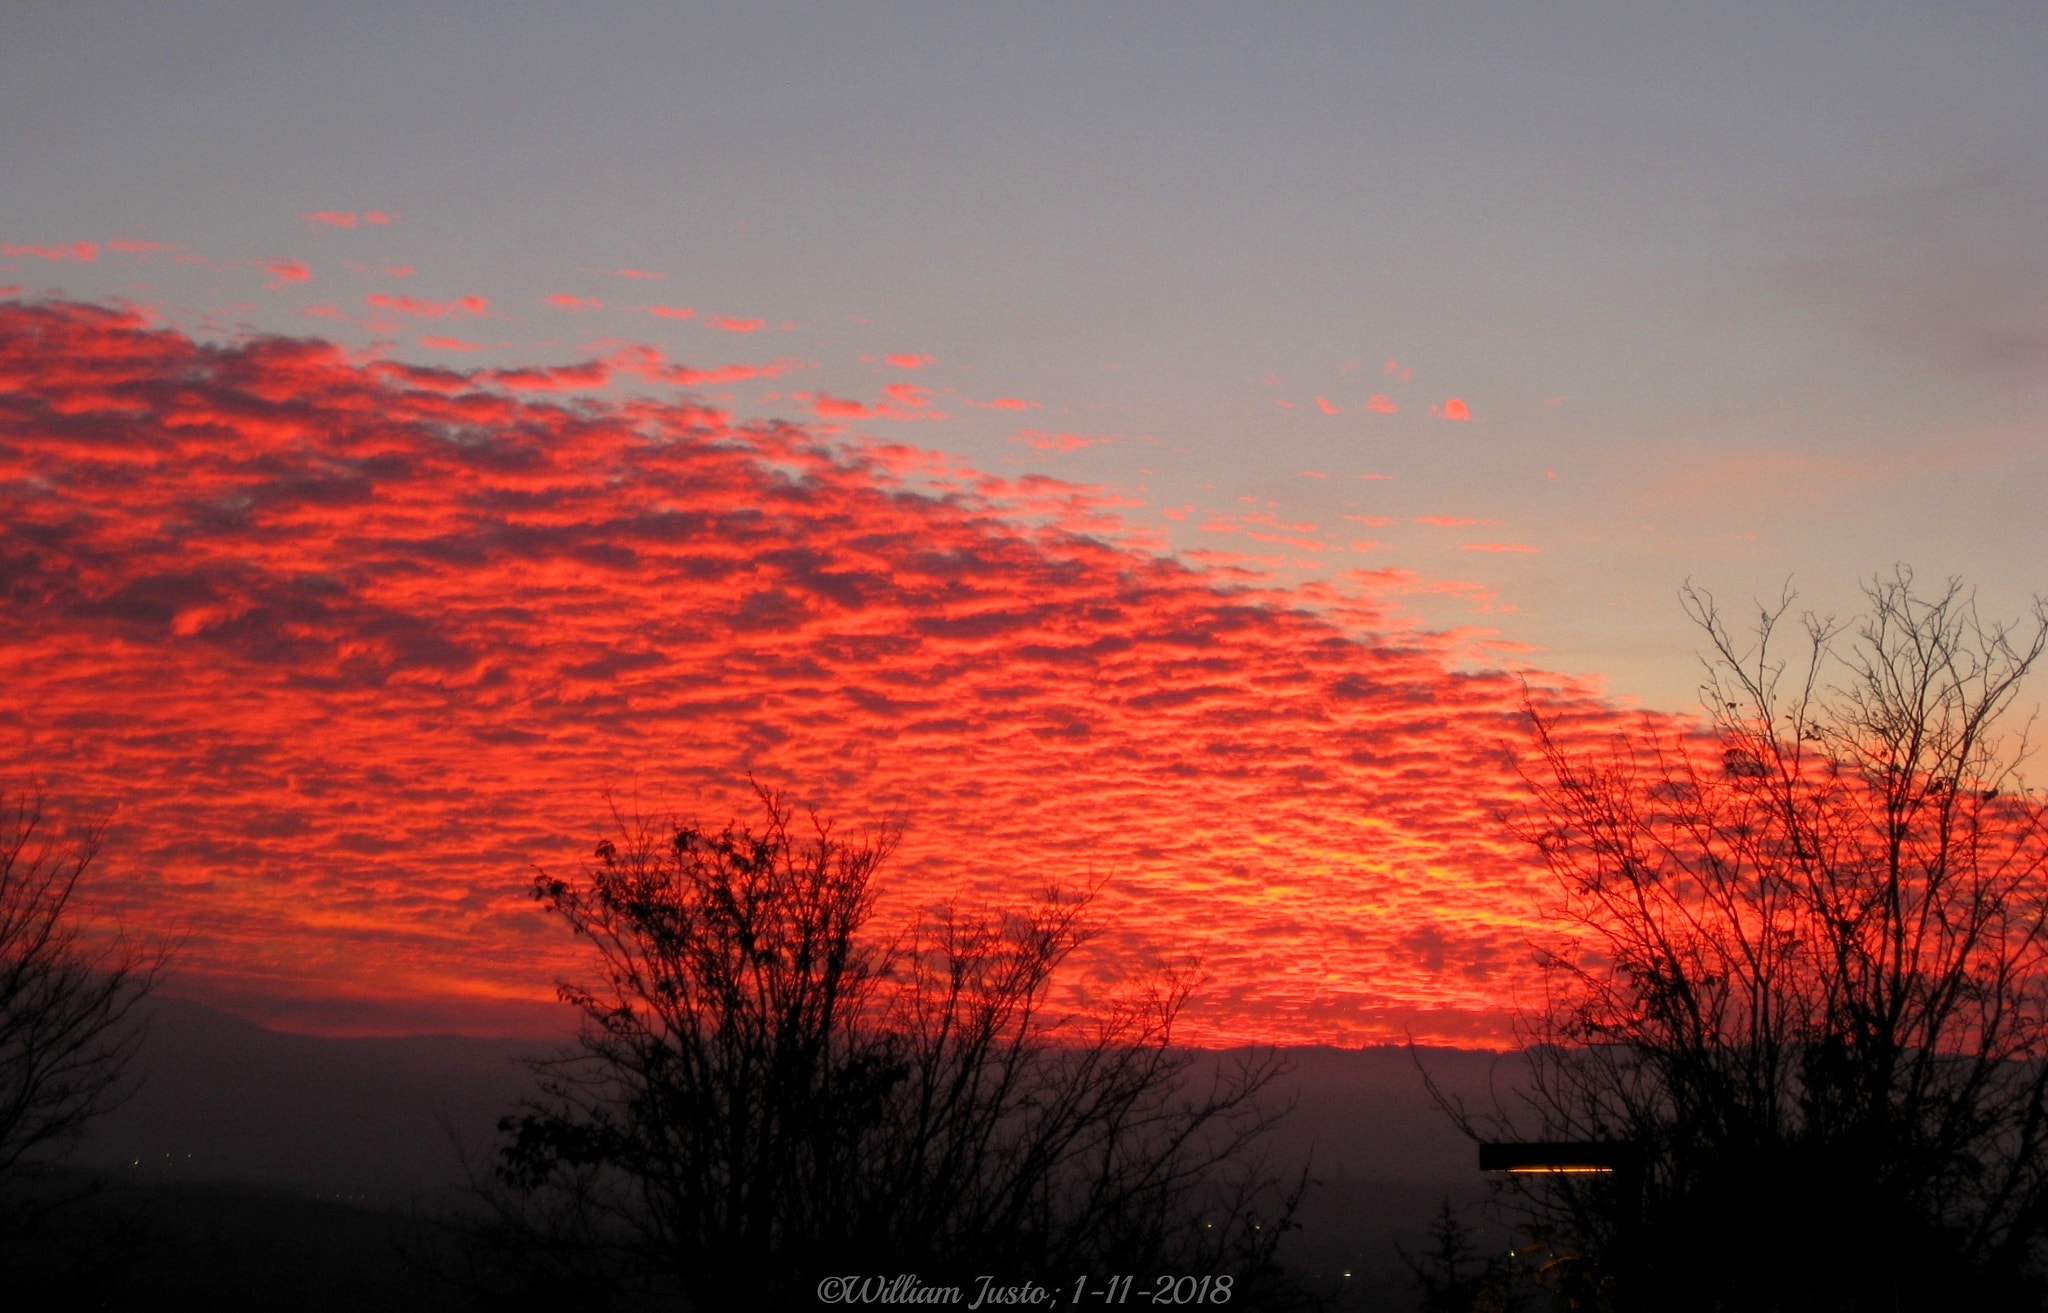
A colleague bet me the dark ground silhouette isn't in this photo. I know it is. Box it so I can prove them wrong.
[18,997,1521,1309]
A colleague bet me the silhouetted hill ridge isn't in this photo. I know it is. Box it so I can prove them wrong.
[74,999,1526,1201]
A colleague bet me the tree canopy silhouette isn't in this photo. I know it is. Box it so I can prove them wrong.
[0,791,160,1239]
[480,786,1300,1310]
[1482,571,2048,1311]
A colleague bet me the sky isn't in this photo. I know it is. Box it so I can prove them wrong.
[3,2,2046,1041]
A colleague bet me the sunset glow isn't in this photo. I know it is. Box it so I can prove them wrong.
[5,3,2044,1058]
[0,301,1638,1042]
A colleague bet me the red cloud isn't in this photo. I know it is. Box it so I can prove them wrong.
[0,301,1628,1045]
[647,306,697,320]
[263,258,312,290]
[1416,516,1495,527]
[366,293,488,318]
[1011,430,1108,452]
[709,315,766,333]
[3,242,98,263]
[656,359,798,386]
[417,335,481,351]
[814,393,871,418]
[517,344,803,391]
[545,294,604,311]
[1366,394,1397,414]
[1437,398,1472,421]
[1383,359,1413,381]
[1461,542,1541,553]
[802,384,947,423]
[302,210,392,228]
[975,398,1040,411]
[884,353,932,369]
[1316,396,1340,416]
[597,268,664,279]
[107,240,180,255]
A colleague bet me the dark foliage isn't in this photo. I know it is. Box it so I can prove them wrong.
[1400,1200,1522,1313]
[0,791,161,1245]
[473,786,1306,1310]
[1475,571,2048,1311]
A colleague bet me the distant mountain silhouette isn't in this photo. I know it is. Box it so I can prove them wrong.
[56,998,1525,1305]
[69,997,544,1203]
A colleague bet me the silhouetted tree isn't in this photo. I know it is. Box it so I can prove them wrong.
[1489,571,2048,1311]
[0,791,160,1238]
[1400,1200,1523,1313]
[482,786,1304,1310]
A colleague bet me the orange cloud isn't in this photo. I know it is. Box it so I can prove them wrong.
[545,294,604,311]
[107,240,180,255]
[263,258,312,290]
[588,344,802,389]
[1460,542,1540,553]
[814,392,871,418]
[596,268,664,279]
[1437,398,1472,421]
[365,293,488,318]
[1316,396,1340,415]
[1383,359,1412,381]
[417,335,482,350]
[794,382,951,422]
[1010,430,1108,452]
[300,210,391,227]
[647,305,697,320]
[1367,394,1397,414]
[3,242,98,263]
[709,315,766,333]
[1416,516,1494,527]
[974,398,1040,411]
[884,353,932,369]
[0,301,1628,1045]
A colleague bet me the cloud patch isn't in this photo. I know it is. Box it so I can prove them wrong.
[366,293,488,318]
[0,301,1625,1044]
[3,242,98,263]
